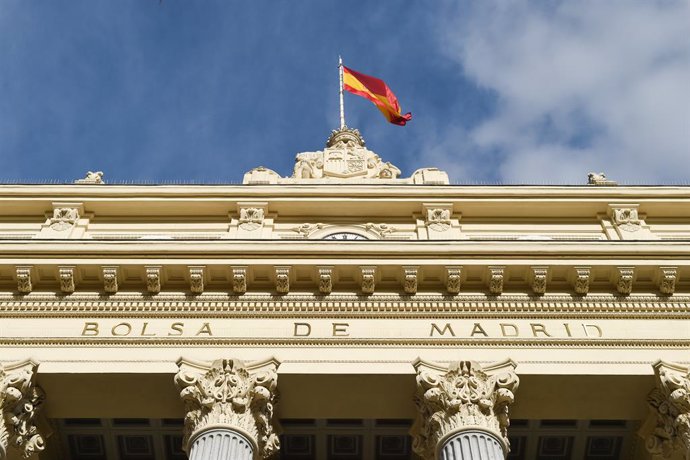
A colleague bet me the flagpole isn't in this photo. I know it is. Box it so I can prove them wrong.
[339,56,345,129]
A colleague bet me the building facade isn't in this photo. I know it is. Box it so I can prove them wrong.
[0,128,688,460]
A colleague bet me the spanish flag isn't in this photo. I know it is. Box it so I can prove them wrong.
[343,66,412,126]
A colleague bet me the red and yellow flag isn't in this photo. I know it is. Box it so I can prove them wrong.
[343,66,412,126]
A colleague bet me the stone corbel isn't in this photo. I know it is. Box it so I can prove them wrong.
[613,266,635,295]
[318,266,333,294]
[640,361,689,459]
[411,358,519,460]
[360,266,376,294]
[657,267,677,296]
[0,359,46,459]
[530,266,549,295]
[188,266,205,294]
[403,266,418,295]
[232,266,247,294]
[145,266,161,294]
[445,266,462,295]
[571,266,591,295]
[15,266,34,294]
[102,266,119,294]
[175,357,281,459]
[275,266,291,294]
[58,266,75,294]
[487,266,505,295]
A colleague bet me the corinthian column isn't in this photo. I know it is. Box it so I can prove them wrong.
[0,359,45,460]
[175,357,281,460]
[643,360,690,460]
[411,359,519,460]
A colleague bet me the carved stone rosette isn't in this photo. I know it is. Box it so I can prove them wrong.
[175,358,281,459]
[0,360,45,459]
[411,359,519,460]
[644,361,690,459]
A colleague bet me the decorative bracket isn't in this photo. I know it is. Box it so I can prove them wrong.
[58,266,75,294]
[232,266,247,294]
[102,266,118,294]
[15,266,33,294]
[360,266,376,294]
[445,266,462,295]
[188,266,205,294]
[530,266,548,295]
[318,266,333,294]
[572,266,591,295]
[487,266,505,295]
[275,266,291,294]
[614,267,635,295]
[146,266,161,294]
[403,266,418,295]
[657,267,677,296]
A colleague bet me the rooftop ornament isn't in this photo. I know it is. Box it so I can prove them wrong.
[74,171,105,185]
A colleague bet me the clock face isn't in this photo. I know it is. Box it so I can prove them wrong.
[322,232,369,241]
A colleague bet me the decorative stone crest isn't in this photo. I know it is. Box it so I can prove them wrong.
[74,171,105,184]
[446,267,462,295]
[403,267,418,295]
[364,223,397,238]
[189,267,204,294]
[426,208,451,232]
[411,359,519,460]
[360,266,376,294]
[232,267,247,294]
[58,266,75,293]
[289,223,325,238]
[530,267,548,295]
[239,208,265,231]
[291,127,401,180]
[573,267,591,295]
[16,267,32,294]
[175,357,281,458]
[0,360,46,459]
[615,267,634,295]
[102,267,118,294]
[318,267,332,294]
[658,267,677,295]
[644,361,690,459]
[275,267,290,294]
[610,206,641,232]
[146,266,161,294]
[587,172,617,186]
[488,266,504,295]
[49,208,79,231]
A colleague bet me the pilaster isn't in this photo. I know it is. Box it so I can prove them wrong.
[0,359,45,459]
[175,357,281,459]
[642,361,690,460]
[411,359,519,460]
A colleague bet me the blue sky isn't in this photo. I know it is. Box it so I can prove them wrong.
[1,1,688,184]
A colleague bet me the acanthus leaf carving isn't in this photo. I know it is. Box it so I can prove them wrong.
[645,361,690,459]
[364,223,398,238]
[573,267,591,295]
[403,267,418,295]
[360,266,376,295]
[58,267,75,294]
[146,267,161,294]
[15,267,32,294]
[658,267,677,296]
[488,266,504,295]
[446,266,462,295]
[0,360,46,459]
[616,267,634,295]
[102,266,118,294]
[275,267,290,294]
[289,223,325,238]
[411,359,519,460]
[175,358,281,459]
[318,267,332,294]
[232,267,247,294]
[189,267,204,294]
[530,267,548,295]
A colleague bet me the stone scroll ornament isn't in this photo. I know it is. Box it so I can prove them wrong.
[411,359,519,460]
[645,361,690,459]
[175,358,281,459]
[0,360,45,459]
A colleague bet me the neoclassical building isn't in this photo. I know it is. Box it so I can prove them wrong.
[0,128,688,460]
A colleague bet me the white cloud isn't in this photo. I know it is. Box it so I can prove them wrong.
[430,0,690,183]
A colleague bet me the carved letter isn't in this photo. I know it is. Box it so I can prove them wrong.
[195,323,212,336]
[168,323,184,336]
[81,322,100,336]
[332,323,350,337]
[471,323,489,337]
[430,323,455,337]
[111,323,132,336]
[530,323,552,337]
[293,323,311,337]
[500,323,519,337]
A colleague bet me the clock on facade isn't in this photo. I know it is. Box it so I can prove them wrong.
[322,232,369,240]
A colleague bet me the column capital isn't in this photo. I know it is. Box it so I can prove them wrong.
[175,357,281,459]
[0,359,45,459]
[411,358,519,460]
[643,360,690,459]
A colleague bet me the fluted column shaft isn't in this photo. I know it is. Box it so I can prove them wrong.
[189,429,254,460]
[438,430,505,460]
